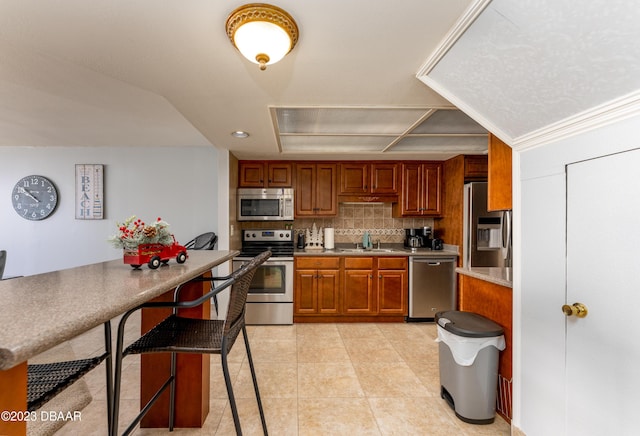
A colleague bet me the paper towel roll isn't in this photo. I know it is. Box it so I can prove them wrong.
[324,228,335,249]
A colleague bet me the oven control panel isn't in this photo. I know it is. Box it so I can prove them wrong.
[242,229,292,242]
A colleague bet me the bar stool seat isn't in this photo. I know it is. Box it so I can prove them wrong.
[28,322,113,434]
[112,251,270,436]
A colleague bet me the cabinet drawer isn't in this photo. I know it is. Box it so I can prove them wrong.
[296,257,340,269]
[344,257,374,269]
[377,257,408,270]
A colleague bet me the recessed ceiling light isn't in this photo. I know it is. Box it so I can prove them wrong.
[231,130,249,138]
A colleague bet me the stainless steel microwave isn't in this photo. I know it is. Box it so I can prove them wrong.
[237,188,294,221]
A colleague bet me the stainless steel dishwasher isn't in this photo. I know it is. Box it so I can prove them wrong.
[408,256,456,321]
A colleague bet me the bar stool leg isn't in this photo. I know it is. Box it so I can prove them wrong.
[103,321,114,436]
[221,340,242,435]
[243,326,268,436]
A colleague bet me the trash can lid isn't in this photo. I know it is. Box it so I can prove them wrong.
[435,311,504,338]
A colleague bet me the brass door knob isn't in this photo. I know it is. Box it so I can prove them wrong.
[562,303,588,318]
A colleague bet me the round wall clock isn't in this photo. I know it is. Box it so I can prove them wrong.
[12,175,59,220]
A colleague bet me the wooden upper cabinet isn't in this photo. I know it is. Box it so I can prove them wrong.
[268,162,293,187]
[370,163,398,194]
[339,163,369,194]
[239,161,292,188]
[295,163,338,217]
[399,163,421,215]
[339,162,398,195]
[238,161,265,187]
[394,162,442,217]
[487,134,512,211]
[464,155,488,181]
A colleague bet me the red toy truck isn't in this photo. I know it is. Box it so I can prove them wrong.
[123,236,188,269]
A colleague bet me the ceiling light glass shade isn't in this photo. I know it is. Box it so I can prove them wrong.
[226,4,299,71]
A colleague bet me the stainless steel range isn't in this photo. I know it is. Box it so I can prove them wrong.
[233,229,294,325]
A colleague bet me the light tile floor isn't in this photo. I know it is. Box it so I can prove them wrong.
[53,316,510,435]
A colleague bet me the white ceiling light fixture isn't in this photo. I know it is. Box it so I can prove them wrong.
[231,130,250,138]
[226,3,299,71]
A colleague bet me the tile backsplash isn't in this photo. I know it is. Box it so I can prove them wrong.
[291,203,435,244]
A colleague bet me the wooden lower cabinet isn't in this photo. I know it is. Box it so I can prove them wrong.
[343,257,376,315]
[377,257,408,315]
[458,273,512,422]
[295,256,407,322]
[294,257,340,315]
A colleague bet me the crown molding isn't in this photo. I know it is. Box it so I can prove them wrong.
[511,90,640,152]
[416,0,492,78]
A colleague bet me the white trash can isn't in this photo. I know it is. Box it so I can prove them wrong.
[435,310,505,424]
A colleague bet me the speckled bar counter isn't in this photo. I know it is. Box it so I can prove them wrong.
[0,250,237,436]
[0,250,237,371]
[456,266,513,288]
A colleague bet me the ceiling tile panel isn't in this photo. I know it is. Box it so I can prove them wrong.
[273,106,488,156]
[412,109,488,134]
[280,134,392,152]
[392,135,487,152]
[275,107,428,134]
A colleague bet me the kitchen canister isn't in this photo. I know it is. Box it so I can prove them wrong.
[324,227,335,249]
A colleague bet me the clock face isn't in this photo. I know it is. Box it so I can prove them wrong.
[12,175,59,220]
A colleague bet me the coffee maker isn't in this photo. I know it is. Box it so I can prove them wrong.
[404,227,443,250]
[404,227,431,248]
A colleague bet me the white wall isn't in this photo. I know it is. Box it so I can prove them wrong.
[1,146,220,277]
[515,113,640,434]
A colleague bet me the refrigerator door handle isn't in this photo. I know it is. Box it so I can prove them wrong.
[501,211,509,249]
[501,210,513,266]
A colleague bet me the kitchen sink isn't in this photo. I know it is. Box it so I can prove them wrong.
[338,248,397,253]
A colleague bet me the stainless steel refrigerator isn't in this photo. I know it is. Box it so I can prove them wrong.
[463,182,512,268]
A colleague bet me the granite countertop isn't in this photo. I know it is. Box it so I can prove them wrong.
[0,250,238,370]
[456,266,513,288]
[294,244,458,258]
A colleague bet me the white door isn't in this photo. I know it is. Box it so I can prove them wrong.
[566,148,640,435]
